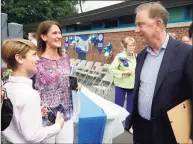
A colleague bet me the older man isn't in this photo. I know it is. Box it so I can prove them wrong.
[181,36,190,44]
[128,2,192,144]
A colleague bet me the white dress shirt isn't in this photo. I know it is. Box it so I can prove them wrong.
[2,76,60,143]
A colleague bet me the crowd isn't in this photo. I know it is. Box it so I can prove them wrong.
[1,1,192,144]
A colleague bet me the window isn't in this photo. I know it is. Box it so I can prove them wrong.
[75,22,91,31]
[66,25,75,32]
[105,18,118,28]
[168,7,185,22]
[119,14,135,25]
[186,6,192,20]
[92,20,104,29]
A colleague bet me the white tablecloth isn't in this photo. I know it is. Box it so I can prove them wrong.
[73,86,129,143]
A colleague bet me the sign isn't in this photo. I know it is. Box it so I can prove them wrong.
[97,34,104,54]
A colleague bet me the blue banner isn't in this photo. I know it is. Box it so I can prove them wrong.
[75,34,89,54]
[97,34,104,54]
[72,91,107,144]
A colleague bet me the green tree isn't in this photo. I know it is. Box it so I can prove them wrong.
[1,0,78,25]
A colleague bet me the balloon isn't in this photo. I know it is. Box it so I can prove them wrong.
[69,36,78,47]
[88,35,98,44]
[69,37,75,43]
[91,35,97,43]
[104,43,112,59]
[75,37,79,42]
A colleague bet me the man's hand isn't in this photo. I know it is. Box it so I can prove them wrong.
[188,139,192,144]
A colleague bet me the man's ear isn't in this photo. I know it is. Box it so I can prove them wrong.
[156,18,163,29]
[15,54,24,64]
[40,34,47,42]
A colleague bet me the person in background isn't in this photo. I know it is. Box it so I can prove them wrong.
[109,36,136,134]
[1,39,64,143]
[188,22,193,46]
[129,2,192,144]
[181,36,190,44]
[28,32,37,46]
[168,32,177,40]
[33,20,81,143]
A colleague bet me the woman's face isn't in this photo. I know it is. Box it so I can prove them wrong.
[126,41,135,55]
[42,25,62,49]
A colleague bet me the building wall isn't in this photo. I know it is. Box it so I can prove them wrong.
[64,22,190,64]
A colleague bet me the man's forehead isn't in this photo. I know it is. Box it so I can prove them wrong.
[135,11,148,20]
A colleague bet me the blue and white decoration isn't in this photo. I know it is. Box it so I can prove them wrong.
[71,86,129,144]
[65,36,69,49]
[69,35,89,54]
[104,43,112,59]
[68,34,104,55]
[97,34,104,54]
[88,34,98,44]
[69,36,78,47]
[119,57,129,67]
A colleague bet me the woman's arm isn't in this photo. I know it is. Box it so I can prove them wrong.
[109,55,123,78]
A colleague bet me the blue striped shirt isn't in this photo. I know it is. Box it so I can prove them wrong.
[138,34,169,120]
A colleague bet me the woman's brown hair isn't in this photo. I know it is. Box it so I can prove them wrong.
[36,20,63,56]
[1,38,37,70]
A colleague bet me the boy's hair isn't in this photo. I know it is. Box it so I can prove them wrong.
[1,38,37,70]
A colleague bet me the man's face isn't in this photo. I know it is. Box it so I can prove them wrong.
[181,36,190,44]
[135,10,157,45]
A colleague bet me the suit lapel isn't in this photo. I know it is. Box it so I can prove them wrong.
[134,49,147,105]
[153,37,179,97]
[136,50,147,86]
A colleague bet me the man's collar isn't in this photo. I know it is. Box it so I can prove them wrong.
[147,34,169,53]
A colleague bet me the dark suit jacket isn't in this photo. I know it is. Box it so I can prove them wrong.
[129,36,192,144]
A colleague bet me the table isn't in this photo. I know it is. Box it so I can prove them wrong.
[72,86,129,143]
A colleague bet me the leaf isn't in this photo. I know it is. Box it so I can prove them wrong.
[2,0,78,25]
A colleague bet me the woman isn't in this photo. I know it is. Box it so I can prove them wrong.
[33,20,76,143]
[109,36,136,134]
[1,39,64,143]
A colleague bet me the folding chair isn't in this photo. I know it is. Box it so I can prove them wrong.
[82,62,101,83]
[101,63,110,74]
[84,65,103,85]
[77,61,94,81]
[76,60,87,77]
[89,62,101,72]
[92,73,114,99]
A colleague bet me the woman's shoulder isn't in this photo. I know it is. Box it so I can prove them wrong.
[60,54,70,62]
[116,51,126,58]
[62,54,70,59]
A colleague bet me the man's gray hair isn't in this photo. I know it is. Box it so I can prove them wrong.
[135,2,169,28]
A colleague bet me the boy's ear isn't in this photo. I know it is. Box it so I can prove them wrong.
[15,54,24,64]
